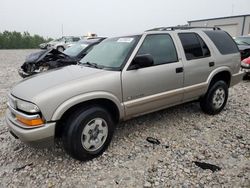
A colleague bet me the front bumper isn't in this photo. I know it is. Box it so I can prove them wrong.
[18,68,31,78]
[5,108,56,148]
[230,70,245,87]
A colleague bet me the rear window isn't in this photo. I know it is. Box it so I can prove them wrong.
[204,30,239,55]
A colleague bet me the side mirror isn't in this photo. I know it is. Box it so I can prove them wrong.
[128,54,154,70]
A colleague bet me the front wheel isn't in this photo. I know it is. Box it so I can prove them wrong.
[200,80,228,115]
[62,106,115,161]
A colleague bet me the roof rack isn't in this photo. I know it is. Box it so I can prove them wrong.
[146,26,221,32]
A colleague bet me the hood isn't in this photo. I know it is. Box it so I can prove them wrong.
[12,65,109,101]
[238,45,250,51]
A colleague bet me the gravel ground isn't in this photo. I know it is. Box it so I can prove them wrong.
[0,50,249,187]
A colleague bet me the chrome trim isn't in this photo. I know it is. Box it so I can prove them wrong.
[124,82,207,108]
[6,109,44,129]
[8,93,17,109]
[6,110,55,145]
[7,103,40,120]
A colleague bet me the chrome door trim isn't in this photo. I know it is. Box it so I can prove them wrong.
[124,82,207,109]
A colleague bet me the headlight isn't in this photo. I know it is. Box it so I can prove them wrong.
[16,99,40,113]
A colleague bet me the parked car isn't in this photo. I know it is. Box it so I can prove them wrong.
[39,42,49,49]
[6,27,243,161]
[43,36,81,52]
[241,57,250,79]
[234,35,250,45]
[234,35,250,60]
[18,38,106,78]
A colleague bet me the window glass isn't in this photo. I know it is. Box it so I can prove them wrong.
[63,43,89,57]
[73,37,80,42]
[65,38,73,42]
[234,36,250,45]
[137,34,178,65]
[204,30,239,55]
[178,33,210,60]
[80,36,140,68]
[198,35,211,57]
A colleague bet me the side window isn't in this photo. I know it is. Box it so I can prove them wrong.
[73,37,80,42]
[204,30,239,55]
[137,34,178,65]
[65,38,73,43]
[178,33,210,60]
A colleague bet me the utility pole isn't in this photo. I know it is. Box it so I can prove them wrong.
[61,24,64,37]
[231,4,234,16]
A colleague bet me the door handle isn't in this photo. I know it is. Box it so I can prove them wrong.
[209,62,215,67]
[176,67,183,73]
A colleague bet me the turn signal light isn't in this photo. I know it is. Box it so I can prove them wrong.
[16,115,44,126]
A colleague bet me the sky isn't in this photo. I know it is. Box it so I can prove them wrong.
[0,0,249,39]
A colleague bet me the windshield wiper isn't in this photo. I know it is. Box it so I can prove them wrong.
[81,62,103,69]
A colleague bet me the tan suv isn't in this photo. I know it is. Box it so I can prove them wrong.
[6,27,243,161]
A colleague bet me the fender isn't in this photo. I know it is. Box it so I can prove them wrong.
[51,91,124,121]
[205,66,232,91]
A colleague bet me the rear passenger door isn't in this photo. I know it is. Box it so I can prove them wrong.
[178,32,214,101]
[122,34,184,118]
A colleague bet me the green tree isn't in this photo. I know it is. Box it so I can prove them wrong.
[0,31,53,49]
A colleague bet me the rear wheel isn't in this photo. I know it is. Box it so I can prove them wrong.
[62,106,115,161]
[200,80,228,115]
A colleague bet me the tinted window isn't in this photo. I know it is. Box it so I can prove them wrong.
[137,34,178,65]
[204,30,239,55]
[178,33,210,60]
[73,37,80,42]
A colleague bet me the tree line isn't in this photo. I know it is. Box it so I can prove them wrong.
[0,31,53,49]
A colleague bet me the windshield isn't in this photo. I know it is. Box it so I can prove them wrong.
[80,36,140,69]
[63,43,89,57]
[234,37,250,45]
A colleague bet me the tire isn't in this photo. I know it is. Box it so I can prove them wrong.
[200,80,228,115]
[243,73,250,80]
[57,46,64,52]
[62,106,115,161]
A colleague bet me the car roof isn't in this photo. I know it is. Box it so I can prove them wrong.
[111,27,223,38]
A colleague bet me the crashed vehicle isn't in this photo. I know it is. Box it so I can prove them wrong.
[234,36,250,60]
[241,57,250,79]
[18,38,106,78]
[237,45,250,60]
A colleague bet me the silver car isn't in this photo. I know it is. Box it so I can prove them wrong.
[44,36,81,52]
[6,27,243,161]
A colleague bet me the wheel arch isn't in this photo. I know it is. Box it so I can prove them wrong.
[206,67,232,91]
[52,92,124,122]
[53,93,123,138]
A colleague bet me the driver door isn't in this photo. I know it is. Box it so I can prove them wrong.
[122,34,184,118]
